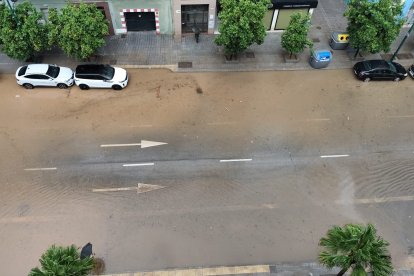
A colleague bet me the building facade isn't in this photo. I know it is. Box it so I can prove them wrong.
[23,0,319,39]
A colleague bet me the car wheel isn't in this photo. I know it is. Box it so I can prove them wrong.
[79,84,89,90]
[57,83,68,89]
[23,83,34,89]
[394,77,401,82]
[112,85,122,91]
[363,77,371,82]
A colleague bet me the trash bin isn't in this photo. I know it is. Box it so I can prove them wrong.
[329,31,349,50]
[309,49,332,69]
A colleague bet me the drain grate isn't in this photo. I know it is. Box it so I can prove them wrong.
[121,34,127,39]
[245,52,255,58]
[397,53,414,60]
[178,61,193,68]
[312,38,320,43]
[109,59,117,64]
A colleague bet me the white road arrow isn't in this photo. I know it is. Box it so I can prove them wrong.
[100,140,167,149]
[92,183,166,194]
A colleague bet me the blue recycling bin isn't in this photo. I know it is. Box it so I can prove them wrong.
[309,49,332,69]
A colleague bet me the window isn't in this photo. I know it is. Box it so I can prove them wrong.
[26,74,50,79]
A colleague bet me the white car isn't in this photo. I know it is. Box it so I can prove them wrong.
[15,64,74,89]
[74,64,128,90]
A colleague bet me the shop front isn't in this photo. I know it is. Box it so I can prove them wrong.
[173,0,217,40]
[263,0,318,31]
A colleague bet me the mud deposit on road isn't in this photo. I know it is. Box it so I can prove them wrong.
[1,69,414,275]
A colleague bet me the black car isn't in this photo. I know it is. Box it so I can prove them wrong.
[407,64,414,79]
[353,60,407,82]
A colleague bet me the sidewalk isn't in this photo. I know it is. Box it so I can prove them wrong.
[1,0,414,75]
[101,263,414,276]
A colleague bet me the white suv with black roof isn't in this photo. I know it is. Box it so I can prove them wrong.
[15,64,74,89]
[74,64,128,90]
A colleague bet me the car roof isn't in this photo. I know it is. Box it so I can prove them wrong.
[365,60,391,69]
[75,64,108,74]
[25,64,50,74]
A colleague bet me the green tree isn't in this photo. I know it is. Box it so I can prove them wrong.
[48,2,109,60]
[319,223,393,276]
[0,2,48,61]
[281,12,313,59]
[345,0,403,57]
[29,244,94,276]
[215,0,269,60]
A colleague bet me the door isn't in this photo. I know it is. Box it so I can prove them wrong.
[125,12,156,32]
[25,74,54,87]
[181,5,208,33]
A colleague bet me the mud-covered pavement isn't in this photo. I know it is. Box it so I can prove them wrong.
[1,69,414,275]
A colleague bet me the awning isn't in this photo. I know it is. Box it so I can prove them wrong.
[270,0,318,9]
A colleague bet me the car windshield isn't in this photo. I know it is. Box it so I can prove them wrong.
[18,66,27,76]
[46,65,60,78]
[100,65,115,79]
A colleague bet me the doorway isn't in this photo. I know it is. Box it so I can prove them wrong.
[181,5,209,33]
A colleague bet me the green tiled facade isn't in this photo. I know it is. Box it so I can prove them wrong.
[23,0,173,35]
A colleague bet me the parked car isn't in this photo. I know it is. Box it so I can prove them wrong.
[353,60,407,82]
[407,64,414,79]
[15,64,74,89]
[74,64,128,90]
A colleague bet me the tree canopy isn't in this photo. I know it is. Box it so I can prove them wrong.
[319,223,393,276]
[0,2,48,61]
[29,244,94,276]
[215,0,270,59]
[281,12,313,58]
[48,2,109,60]
[345,0,404,55]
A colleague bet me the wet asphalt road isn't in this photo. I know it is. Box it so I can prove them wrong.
[1,69,414,275]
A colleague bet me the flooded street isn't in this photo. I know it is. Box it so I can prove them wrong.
[0,69,414,275]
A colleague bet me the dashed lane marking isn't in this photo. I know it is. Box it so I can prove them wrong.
[220,158,252,163]
[320,154,349,158]
[122,163,154,167]
[24,167,57,171]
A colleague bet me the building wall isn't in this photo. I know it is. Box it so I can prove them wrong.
[110,0,172,34]
[23,0,115,35]
[173,0,217,40]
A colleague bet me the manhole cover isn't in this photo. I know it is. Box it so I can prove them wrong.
[245,52,255,58]
[397,53,414,60]
[121,34,127,39]
[178,61,192,68]
[312,38,320,43]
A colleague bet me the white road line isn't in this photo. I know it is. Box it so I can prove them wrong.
[122,163,154,167]
[337,195,414,205]
[388,115,414,118]
[93,187,137,192]
[220,158,252,163]
[306,118,330,121]
[101,143,141,147]
[24,167,57,171]
[320,154,349,158]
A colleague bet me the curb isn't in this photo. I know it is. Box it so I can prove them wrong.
[101,265,270,276]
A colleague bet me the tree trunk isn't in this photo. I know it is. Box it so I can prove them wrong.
[337,267,349,276]
[354,48,360,58]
